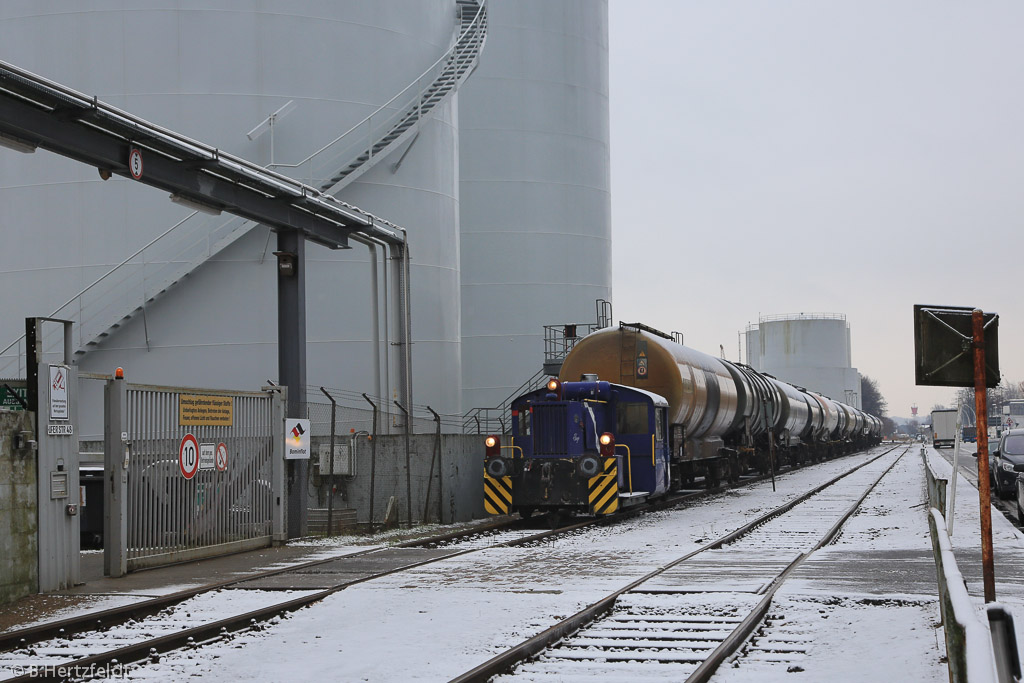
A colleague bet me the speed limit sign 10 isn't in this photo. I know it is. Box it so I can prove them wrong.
[179,433,200,479]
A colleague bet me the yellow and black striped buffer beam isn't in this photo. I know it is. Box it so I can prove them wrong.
[484,474,512,515]
[588,458,619,514]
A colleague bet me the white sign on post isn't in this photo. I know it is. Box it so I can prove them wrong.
[49,365,69,420]
[285,418,311,459]
[199,443,216,470]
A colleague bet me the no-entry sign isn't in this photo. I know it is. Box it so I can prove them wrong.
[179,433,199,479]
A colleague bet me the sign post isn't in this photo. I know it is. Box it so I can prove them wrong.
[972,310,996,603]
[914,304,999,603]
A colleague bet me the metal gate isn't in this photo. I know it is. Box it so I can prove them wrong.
[105,377,285,574]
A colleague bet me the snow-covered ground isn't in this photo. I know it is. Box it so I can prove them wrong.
[73,445,991,682]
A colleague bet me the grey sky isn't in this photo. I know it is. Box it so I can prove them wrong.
[608,1,1023,420]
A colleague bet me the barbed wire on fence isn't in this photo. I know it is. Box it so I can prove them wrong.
[306,387,464,435]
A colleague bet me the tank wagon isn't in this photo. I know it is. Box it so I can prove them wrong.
[483,322,881,518]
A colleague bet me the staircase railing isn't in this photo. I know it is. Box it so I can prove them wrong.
[462,367,550,435]
[0,1,487,376]
[462,300,614,434]
[277,0,487,191]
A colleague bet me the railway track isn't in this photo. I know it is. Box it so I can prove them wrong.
[0,446,885,682]
[0,492,712,682]
[451,443,907,682]
[0,517,564,683]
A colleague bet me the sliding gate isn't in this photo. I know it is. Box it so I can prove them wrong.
[105,377,286,574]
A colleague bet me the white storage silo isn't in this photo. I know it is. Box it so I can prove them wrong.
[751,313,862,409]
[0,1,465,435]
[458,0,613,411]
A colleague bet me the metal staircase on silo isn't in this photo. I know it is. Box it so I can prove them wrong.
[0,0,487,376]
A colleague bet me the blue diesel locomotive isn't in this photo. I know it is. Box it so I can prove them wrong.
[484,378,669,517]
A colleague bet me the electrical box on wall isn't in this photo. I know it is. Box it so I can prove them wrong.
[318,443,353,476]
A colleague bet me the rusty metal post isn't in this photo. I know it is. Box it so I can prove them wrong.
[362,393,378,527]
[426,406,443,523]
[320,387,336,536]
[973,309,996,603]
[394,400,413,528]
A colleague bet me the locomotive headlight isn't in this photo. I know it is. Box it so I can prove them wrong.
[599,432,615,458]
[547,379,560,392]
[485,435,500,459]
[599,433,613,446]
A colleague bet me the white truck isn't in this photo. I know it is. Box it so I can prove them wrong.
[931,409,957,449]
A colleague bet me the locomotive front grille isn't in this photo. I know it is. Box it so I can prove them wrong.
[533,404,568,455]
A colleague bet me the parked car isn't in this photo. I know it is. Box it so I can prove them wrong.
[990,429,1024,498]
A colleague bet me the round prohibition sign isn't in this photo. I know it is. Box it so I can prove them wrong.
[128,147,143,179]
[215,442,228,472]
[179,433,200,480]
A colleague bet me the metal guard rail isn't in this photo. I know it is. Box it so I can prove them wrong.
[0,61,401,246]
[927,508,997,682]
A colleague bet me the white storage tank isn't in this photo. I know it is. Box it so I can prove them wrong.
[0,1,463,435]
[748,313,862,409]
[458,0,612,411]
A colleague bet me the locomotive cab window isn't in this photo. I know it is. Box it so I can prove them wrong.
[616,402,650,434]
[655,407,665,442]
[517,409,532,437]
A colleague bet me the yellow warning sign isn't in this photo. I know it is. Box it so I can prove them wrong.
[179,394,234,426]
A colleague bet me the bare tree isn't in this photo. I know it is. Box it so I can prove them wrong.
[953,379,1021,424]
[860,375,888,417]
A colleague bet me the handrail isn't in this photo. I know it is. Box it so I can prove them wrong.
[758,312,847,323]
[616,444,633,493]
[0,211,197,359]
[271,1,486,172]
[501,445,523,459]
[462,366,549,433]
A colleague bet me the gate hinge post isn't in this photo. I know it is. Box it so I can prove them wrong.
[103,372,128,577]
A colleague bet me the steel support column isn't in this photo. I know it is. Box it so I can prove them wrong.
[277,230,307,539]
[103,374,128,577]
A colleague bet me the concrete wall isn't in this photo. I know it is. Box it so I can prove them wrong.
[0,410,37,604]
[309,433,485,526]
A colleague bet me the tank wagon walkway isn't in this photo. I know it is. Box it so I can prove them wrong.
[3,446,1024,681]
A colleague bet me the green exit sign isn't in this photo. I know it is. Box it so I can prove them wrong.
[0,384,27,410]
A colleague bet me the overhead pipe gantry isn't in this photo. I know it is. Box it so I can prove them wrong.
[0,61,413,538]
